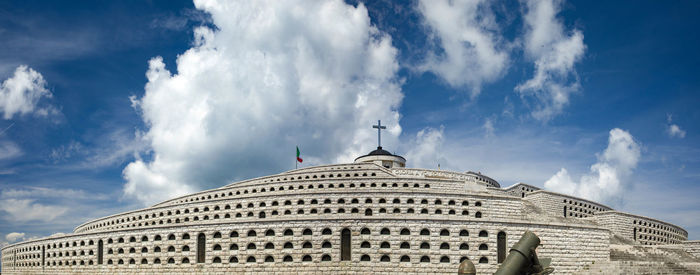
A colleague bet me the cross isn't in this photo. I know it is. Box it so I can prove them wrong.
[373,120,386,148]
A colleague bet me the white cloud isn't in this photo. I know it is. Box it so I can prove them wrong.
[516,0,586,121]
[483,118,495,137]
[545,128,641,203]
[123,0,403,206]
[0,199,68,222]
[50,140,85,162]
[0,168,15,175]
[51,128,148,168]
[5,232,25,242]
[149,9,212,31]
[85,129,148,168]
[123,159,195,206]
[0,186,120,238]
[0,140,22,160]
[399,125,595,186]
[0,186,107,201]
[667,124,686,138]
[666,114,686,138]
[0,65,57,119]
[417,0,509,97]
[403,126,445,169]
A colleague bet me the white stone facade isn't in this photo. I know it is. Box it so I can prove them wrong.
[0,161,692,274]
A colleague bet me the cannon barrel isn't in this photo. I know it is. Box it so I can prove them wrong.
[494,230,553,275]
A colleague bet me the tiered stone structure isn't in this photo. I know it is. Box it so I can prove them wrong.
[1,146,697,274]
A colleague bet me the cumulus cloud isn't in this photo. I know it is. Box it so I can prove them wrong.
[123,0,403,206]
[5,232,25,242]
[0,65,57,119]
[516,0,586,121]
[0,199,68,222]
[666,114,686,138]
[544,128,641,203]
[417,0,509,96]
[403,126,445,169]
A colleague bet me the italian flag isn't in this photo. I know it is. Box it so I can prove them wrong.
[296,146,303,163]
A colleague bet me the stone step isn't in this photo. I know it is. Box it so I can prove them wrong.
[610,244,700,263]
[577,261,700,275]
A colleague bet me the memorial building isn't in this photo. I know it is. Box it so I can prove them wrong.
[2,122,698,274]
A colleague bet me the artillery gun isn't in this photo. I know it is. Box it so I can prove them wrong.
[458,230,554,275]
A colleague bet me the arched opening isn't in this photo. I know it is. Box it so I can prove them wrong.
[633,228,637,241]
[341,228,351,261]
[42,245,45,266]
[197,233,206,263]
[97,240,103,265]
[497,231,507,263]
[564,206,567,217]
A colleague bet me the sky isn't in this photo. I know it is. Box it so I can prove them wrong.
[0,0,699,252]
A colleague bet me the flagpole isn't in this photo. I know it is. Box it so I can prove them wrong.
[295,146,298,170]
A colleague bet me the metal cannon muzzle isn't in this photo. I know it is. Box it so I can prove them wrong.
[493,230,554,275]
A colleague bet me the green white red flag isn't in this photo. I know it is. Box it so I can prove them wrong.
[296,146,303,163]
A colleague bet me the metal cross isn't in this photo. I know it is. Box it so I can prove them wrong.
[373,120,386,148]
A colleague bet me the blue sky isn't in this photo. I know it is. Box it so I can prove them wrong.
[0,0,699,251]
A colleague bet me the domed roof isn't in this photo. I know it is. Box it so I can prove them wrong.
[355,146,405,162]
[367,146,393,156]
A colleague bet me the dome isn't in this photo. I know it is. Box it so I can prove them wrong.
[354,146,405,168]
[366,147,393,156]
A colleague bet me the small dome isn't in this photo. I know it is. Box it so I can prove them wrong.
[354,147,405,168]
[366,147,393,156]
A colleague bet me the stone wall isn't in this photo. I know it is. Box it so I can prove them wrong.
[502,183,541,198]
[594,212,688,245]
[679,241,700,258]
[155,163,392,207]
[3,164,691,275]
[392,168,478,183]
[75,178,515,234]
[524,190,612,219]
[2,218,609,274]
